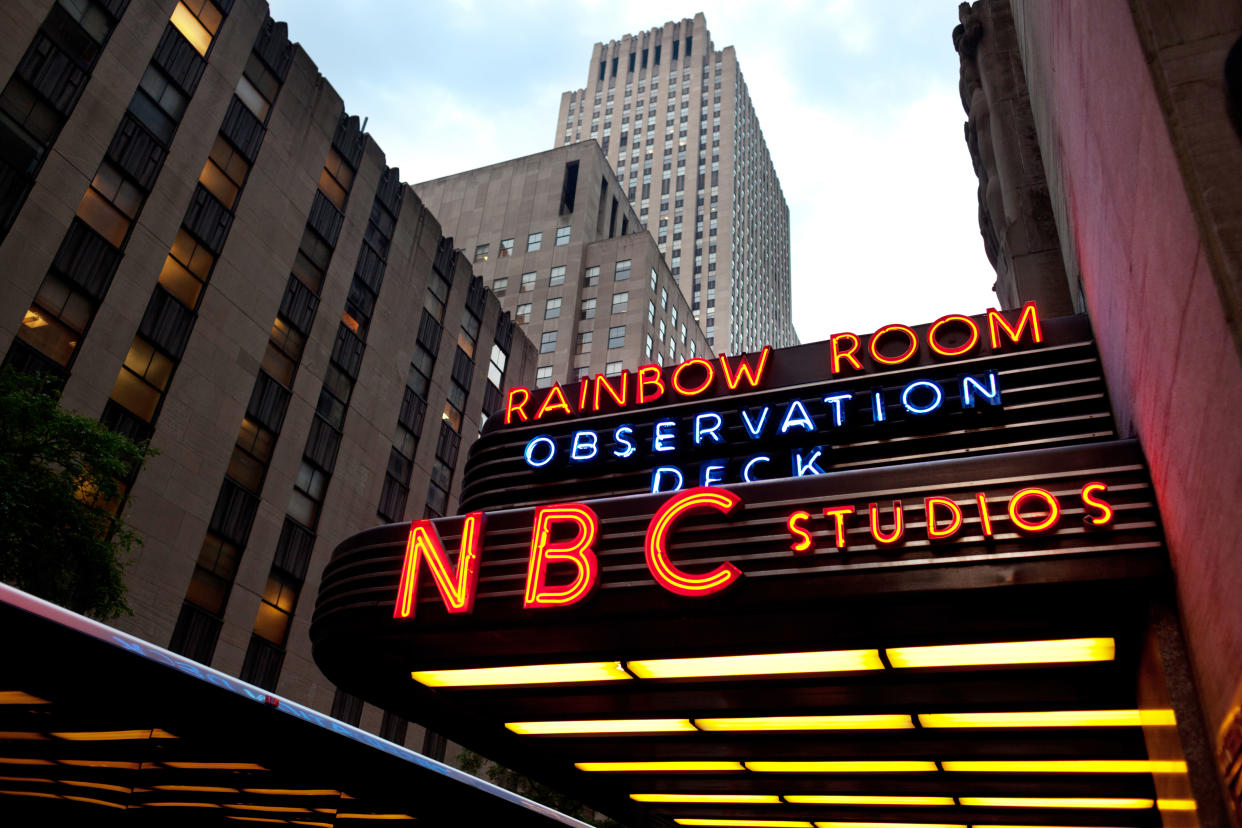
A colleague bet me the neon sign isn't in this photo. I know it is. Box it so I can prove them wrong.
[392,480,1114,618]
[502,304,1043,427]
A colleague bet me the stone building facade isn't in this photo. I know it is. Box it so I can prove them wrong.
[415,142,713,390]
[0,0,535,751]
[555,13,797,354]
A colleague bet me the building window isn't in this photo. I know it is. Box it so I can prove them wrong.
[540,330,557,353]
[520,271,535,292]
[474,243,489,262]
[549,265,566,286]
[611,292,628,314]
[584,265,600,286]
[527,231,542,252]
[76,163,142,248]
[536,365,553,387]
[492,277,507,296]
[645,333,653,358]
[661,286,669,309]
[580,298,596,319]
[544,297,562,319]
[515,303,531,324]
[170,0,223,57]
[605,361,622,376]
[614,259,631,280]
[555,225,570,246]
[608,326,625,349]
[650,268,658,291]
[647,301,655,323]
[199,135,249,210]
[318,148,354,211]
[576,331,592,354]
[498,238,514,257]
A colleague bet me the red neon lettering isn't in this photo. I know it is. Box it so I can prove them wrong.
[504,387,531,425]
[868,501,904,545]
[523,504,600,609]
[976,492,994,536]
[1080,481,1114,527]
[1008,486,1060,532]
[578,377,591,412]
[786,510,814,554]
[645,487,742,596]
[987,301,1043,349]
[928,314,980,357]
[393,513,486,619]
[830,333,863,374]
[718,347,772,390]
[671,358,715,397]
[924,496,963,540]
[868,324,919,366]
[636,364,666,404]
[593,371,628,411]
[534,384,573,420]
[822,506,854,549]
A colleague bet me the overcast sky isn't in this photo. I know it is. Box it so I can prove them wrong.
[265,0,998,344]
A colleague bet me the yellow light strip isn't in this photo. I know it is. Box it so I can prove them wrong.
[787,796,954,806]
[747,761,938,773]
[943,760,1187,774]
[886,638,1115,668]
[412,661,631,687]
[628,650,883,679]
[0,731,47,740]
[58,759,140,769]
[53,729,176,741]
[960,797,1154,809]
[576,761,745,772]
[814,823,966,828]
[919,710,1175,728]
[0,789,59,799]
[0,691,49,705]
[676,820,813,828]
[632,794,783,804]
[62,780,133,793]
[507,719,695,735]
[1157,800,1197,811]
[697,715,913,732]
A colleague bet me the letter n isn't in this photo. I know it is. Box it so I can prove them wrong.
[393,513,486,618]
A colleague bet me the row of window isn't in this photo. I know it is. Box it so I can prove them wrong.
[473,224,570,263]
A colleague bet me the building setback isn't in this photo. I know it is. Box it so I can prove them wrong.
[555,13,797,354]
[0,0,535,752]
[415,142,712,389]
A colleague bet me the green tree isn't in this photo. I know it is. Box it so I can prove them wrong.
[0,369,152,619]
[456,749,622,827]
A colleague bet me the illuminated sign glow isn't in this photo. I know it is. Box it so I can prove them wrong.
[392,482,1114,618]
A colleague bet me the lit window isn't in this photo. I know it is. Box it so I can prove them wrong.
[474,243,489,263]
[76,162,141,247]
[198,135,249,209]
[170,0,221,57]
[319,148,354,210]
[157,229,214,307]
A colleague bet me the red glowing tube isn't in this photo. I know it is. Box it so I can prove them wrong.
[645,488,742,596]
[524,504,601,609]
[393,513,486,619]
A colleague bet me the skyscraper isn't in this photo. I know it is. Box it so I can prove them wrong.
[555,13,798,355]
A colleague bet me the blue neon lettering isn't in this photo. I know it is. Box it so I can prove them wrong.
[653,420,677,452]
[701,462,726,486]
[651,466,685,493]
[694,411,724,444]
[741,406,770,438]
[612,425,636,457]
[793,447,825,476]
[822,392,852,427]
[570,430,598,461]
[871,390,887,422]
[524,435,556,467]
[961,371,1002,408]
[901,379,944,415]
[742,455,770,482]
[779,399,816,433]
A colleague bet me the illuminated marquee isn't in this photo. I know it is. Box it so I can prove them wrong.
[392,480,1114,618]
[503,304,1043,428]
